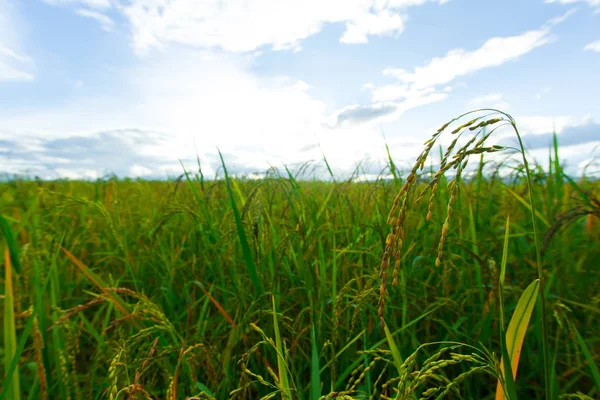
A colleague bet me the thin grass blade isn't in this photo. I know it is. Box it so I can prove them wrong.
[383,321,404,376]
[193,281,237,328]
[310,323,321,400]
[573,325,600,393]
[0,215,21,274]
[218,150,262,295]
[0,313,35,400]
[504,186,549,228]
[3,247,21,400]
[272,294,292,400]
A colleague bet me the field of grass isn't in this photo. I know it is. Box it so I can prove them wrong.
[1,111,599,399]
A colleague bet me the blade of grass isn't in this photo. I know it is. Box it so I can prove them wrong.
[499,215,510,291]
[319,329,365,375]
[196,153,205,191]
[468,199,484,306]
[384,139,401,186]
[1,238,56,400]
[193,281,237,328]
[0,215,21,273]
[218,149,262,295]
[3,247,21,400]
[179,161,204,208]
[319,147,336,182]
[383,321,404,377]
[573,325,600,393]
[0,313,34,400]
[563,172,591,204]
[497,215,517,400]
[499,336,517,400]
[553,132,563,210]
[310,323,321,400]
[504,186,549,228]
[507,116,550,400]
[272,294,292,400]
[334,305,442,389]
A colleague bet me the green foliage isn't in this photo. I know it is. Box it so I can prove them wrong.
[0,112,599,399]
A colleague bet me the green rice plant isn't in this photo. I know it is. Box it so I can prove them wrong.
[0,117,597,398]
[379,109,553,398]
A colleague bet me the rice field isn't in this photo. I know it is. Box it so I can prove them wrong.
[1,111,599,399]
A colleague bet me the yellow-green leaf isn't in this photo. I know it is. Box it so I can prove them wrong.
[496,279,539,399]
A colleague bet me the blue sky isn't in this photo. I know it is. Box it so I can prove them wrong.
[1,0,599,179]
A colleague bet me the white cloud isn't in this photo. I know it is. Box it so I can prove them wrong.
[42,0,112,9]
[328,90,447,128]
[54,168,99,180]
[340,10,405,44]
[119,0,446,54]
[0,46,30,64]
[584,40,600,52]
[0,46,34,81]
[130,164,153,177]
[371,82,438,102]
[75,9,116,32]
[0,49,333,172]
[545,0,600,6]
[1,44,445,178]
[468,93,510,110]
[546,7,578,24]
[356,19,561,122]
[375,10,572,93]
[383,0,450,6]
[127,53,329,158]
[514,115,589,134]
[350,12,572,127]
[0,1,34,82]
[382,28,551,90]
[534,87,552,99]
[522,141,600,176]
[327,103,397,127]
[43,0,117,31]
[5,1,596,180]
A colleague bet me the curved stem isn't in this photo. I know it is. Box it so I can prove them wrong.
[510,120,550,400]
[440,108,551,398]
